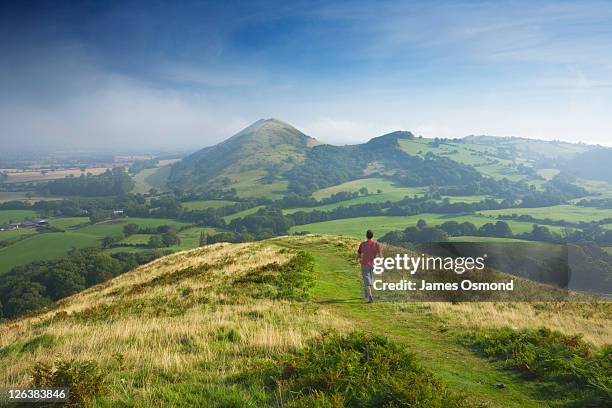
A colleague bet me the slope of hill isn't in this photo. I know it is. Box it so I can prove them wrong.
[171,120,484,198]
[562,147,612,183]
[169,118,318,198]
[1,235,609,407]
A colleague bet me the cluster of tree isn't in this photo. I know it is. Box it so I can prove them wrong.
[379,220,449,244]
[0,248,165,319]
[287,196,512,227]
[228,207,293,239]
[436,220,512,237]
[41,168,134,197]
[379,217,612,245]
[147,232,181,248]
[100,224,182,249]
[576,198,612,209]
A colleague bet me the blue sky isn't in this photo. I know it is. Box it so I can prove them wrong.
[1,0,611,149]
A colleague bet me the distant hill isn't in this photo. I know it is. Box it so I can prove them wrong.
[169,118,318,197]
[170,120,481,198]
[562,147,612,183]
[462,135,595,160]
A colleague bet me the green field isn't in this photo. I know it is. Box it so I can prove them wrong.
[106,227,220,253]
[312,178,424,200]
[48,216,89,229]
[289,214,562,238]
[225,169,289,199]
[0,217,193,273]
[176,227,220,250]
[284,193,494,215]
[537,168,560,180]
[73,218,189,237]
[182,200,236,210]
[574,178,612,200]
[223,205,265,222]
[119,234,152,245]
[479,205,612,223]
[0,232,100,273]
[0,229,36,241]
[449,236,531,243]
[0,209,39,224]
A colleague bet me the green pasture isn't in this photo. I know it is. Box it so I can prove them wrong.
[289,214,563,238]
[223,205,265,222]
[284,193,494,215]
[0,232,99,273]
[176,227,220,250]
[182,200,236,210]
[0,209,39,224]
[225,169,288,199]
[48,216,89,229]
[312,178,425,200]
[73,218,190,237]
[479,205,612,223]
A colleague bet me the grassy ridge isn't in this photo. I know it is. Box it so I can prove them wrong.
[0,235,609,406]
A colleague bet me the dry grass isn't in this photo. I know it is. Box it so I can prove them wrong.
[0,242,349,394]
[429,301,611,347]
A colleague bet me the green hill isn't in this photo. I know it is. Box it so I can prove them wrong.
[1,235,609,407]
[169,118,318,198]
[170,120,483,198]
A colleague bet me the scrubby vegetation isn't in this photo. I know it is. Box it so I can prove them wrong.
[462,327,611,406]
[31,359,106,406]
[279,331,478,407]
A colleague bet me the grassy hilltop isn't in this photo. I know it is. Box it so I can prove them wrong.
[1,235,610,407]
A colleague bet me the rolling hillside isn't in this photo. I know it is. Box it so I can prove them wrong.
[170,120,483,198]
[1,235,609,407]
[169,118,318,198]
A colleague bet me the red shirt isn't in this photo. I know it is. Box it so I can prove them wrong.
[358,240,382,266]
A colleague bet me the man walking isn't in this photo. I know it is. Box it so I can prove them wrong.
[357,230,382,303]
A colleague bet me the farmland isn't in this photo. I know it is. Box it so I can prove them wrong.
[288,213,563,238]
[479,205,612,223]
[0,167,111,183]
[0,214,194,274]
[0,209,38,224]
[182,199,237,210]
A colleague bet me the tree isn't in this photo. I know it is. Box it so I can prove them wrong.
[148,235,164,248]
[123,223,139,236]
[45,261,86,299]
[359,187,369,196]
[416,219,427,229]
[3,281,50,317]
[161,232,180,247]
[199,231,208,246]
[494,221,513,237]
